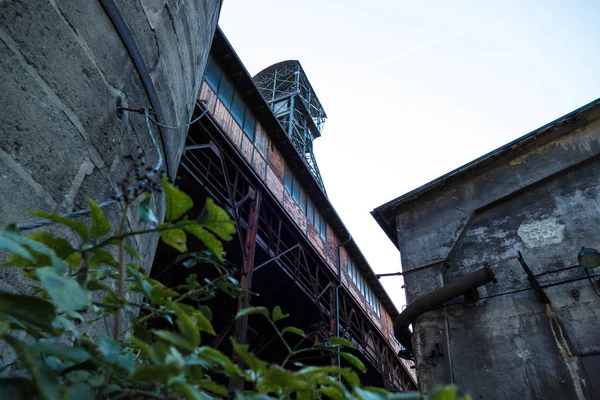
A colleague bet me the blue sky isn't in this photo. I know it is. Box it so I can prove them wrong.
[219,0,600,308]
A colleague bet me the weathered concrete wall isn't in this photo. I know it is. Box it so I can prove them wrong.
[0,0,220,269]
[0,0,221,364]
[393,104,600,399]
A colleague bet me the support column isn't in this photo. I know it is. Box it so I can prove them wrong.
[329,284,337,366]
[233,189,262,349]
[229,190,261,391]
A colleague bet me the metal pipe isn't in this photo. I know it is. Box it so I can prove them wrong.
[335,235,352,367]
[98,0,170,175]
[394,266,496,356]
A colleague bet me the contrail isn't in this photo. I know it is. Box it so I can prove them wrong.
[375,32,464,66]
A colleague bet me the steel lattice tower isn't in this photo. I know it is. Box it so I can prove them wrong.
[253,61,327,194]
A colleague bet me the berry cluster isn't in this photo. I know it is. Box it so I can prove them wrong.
[114,147,166,202]
[309,321,335,349]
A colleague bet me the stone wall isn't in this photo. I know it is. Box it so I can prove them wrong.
[390,103,600,399]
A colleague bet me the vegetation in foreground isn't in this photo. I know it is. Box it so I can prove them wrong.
[0,156,470,400]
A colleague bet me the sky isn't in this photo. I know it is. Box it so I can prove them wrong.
[219,0,600,309]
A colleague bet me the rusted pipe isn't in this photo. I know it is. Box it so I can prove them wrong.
[394,266,496,356]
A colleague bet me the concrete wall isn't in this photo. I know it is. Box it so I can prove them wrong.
[0,0,220,274]
[0,0,221,370]
[392,104,600,399]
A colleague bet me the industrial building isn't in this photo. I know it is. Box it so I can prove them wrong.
[1,2,416,390]
[373,99,600,399]
[150,28,417,391]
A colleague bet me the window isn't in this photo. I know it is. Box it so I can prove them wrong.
[205,56,221,91]
[319,218,327,241]
[284,168,293,193]
[230,93,246,126]
[218,75,235,111]
[292,177,301,203]
[203,55,255,141]
[284,166,327,240]
[348,257,381,316]
[242,109,256,141]
[306,199,314,225]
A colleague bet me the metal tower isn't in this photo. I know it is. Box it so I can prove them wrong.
[253,61,327,194]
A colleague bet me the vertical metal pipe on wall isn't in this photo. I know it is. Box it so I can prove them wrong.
[336,235,352,367]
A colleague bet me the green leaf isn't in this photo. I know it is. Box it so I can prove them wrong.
[183,224,224,261]
[1,252,33,268]
[66,252,82,270]
[86,197,111,239]
[2,232,76,269]
[0,291,56,332]
[162,176,193,221]
[67,383,95,400]
[217,280,241,298]
[129,336,151,360]
[116,349,135,374]
[200,198,236,240]
[30,210,89,242]
[173,382,213,400]
[235,306,269,320]
[88,248,118,268]
[139,195,159,225]
[272,305,289,322]
[133,365,170,383]
[319,386,345,400]
[430,385,465,400]
[0,226,35,262]
[4,336,68,400]
[197,305,213,321]
[150,284,179,305]
[126,264,153,297]
[256,365,312,393]
[165,346,185,372]
[282,326,305,337]
[231,339,267,373]
[36,267,91,313]
[153,330,195,352]
[159,227,187,252]
[195,347,239,376]
[173,306,200,348]
[124,243,142,261]
[0,227,67,273]
[98,335,121,363]
[172,301,215,336]
[340,352,366,373]
[29,342,91,363]
[299,366,360,387]
[328,337,356,349]
[193,306,216,336]
[197,380,228,397]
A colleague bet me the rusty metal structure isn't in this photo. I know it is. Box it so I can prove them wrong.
[153,27,417,391]
[253,61,327,193]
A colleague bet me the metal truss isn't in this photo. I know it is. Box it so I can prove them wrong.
[254,62,328,194]
[179,113,417,391]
